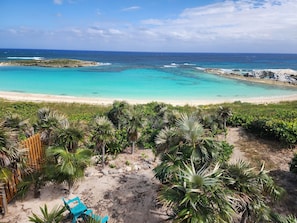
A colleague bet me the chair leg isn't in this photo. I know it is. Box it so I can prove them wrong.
[72,217,76,223]
[72,215,78,223]
[101,215,109,223]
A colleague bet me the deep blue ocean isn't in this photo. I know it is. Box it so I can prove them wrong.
[0,48,296,102]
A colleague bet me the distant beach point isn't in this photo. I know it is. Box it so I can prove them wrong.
[0,58,100,68]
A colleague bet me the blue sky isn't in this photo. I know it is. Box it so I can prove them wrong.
[1,0,296,53]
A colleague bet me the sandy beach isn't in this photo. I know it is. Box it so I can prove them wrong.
[1,91,297,106]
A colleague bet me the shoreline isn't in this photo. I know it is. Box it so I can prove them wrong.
[1,91,297,106]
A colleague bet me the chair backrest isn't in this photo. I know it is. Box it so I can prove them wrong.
[62,196,87,213]
[62,197,70,211]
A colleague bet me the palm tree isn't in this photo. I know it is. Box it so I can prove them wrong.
[35,108,69,146]
[56,123,84,152]
[0,121,28,177]
[90,116,115,166]
[127,107,145,154]
[217,106,232,131]
[3,113,34,139]
[47,147,92,191]
[107,101,131,129]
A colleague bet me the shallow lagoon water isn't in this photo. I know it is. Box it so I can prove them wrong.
[0,49,296,102]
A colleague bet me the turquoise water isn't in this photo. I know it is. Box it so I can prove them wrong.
[0,65,296,101]
[0,49,297,102]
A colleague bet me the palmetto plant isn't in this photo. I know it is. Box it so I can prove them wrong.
[28,204,66,223]
[176,113,205,148]
[172,113,220,163]
[222,161,285,223]
[154,126,178,155]
[0,167,12,183]
[159,159,235,223]
[154,150,185,183]
[47,147,92,191]
[3,113,34,139]
[154,113,224,183]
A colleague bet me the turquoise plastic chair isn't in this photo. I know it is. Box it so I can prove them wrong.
[62,197,89,223]
[83,209,109,223]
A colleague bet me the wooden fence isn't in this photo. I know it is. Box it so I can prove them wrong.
[21,133,44,170]
[0,133,44,214]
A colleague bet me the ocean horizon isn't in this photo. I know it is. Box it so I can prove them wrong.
[0,48,297,103]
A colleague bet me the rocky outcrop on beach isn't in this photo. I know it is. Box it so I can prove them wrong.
[204,68,297,86]
[244,69,297,84]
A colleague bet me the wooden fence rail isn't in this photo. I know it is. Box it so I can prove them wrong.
[0,133,44,214]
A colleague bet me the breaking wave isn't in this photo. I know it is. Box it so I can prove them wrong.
[7,56,44,60]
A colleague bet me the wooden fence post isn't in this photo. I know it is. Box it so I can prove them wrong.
[0,183,8,215]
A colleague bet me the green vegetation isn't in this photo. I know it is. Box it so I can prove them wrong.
[226,101,297,146]
[28,204,66,223]
[1,98,297,222]
[0,99,110,122]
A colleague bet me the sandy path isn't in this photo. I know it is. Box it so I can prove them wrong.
[227,128,247,164]
[1,149,168,223]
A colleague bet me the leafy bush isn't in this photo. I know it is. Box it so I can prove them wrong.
[217,141,234,162]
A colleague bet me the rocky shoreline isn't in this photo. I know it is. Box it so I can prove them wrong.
[204,68,297,87]
[0,58,100,68]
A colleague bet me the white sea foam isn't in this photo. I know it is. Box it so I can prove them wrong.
[98,62,112,66]
[195,67,205,70]
[183,63,195,66]
[7,56,44,60]
[163,62,178,68]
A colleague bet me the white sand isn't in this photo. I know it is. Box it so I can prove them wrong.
[1,91,297,106]
[1,149,168,223]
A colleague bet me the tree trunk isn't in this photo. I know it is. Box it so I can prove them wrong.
[102,143,106,167]
[240,205,249,223]
[131,141,135,154]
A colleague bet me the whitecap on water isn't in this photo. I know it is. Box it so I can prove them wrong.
[7,56,45,60]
